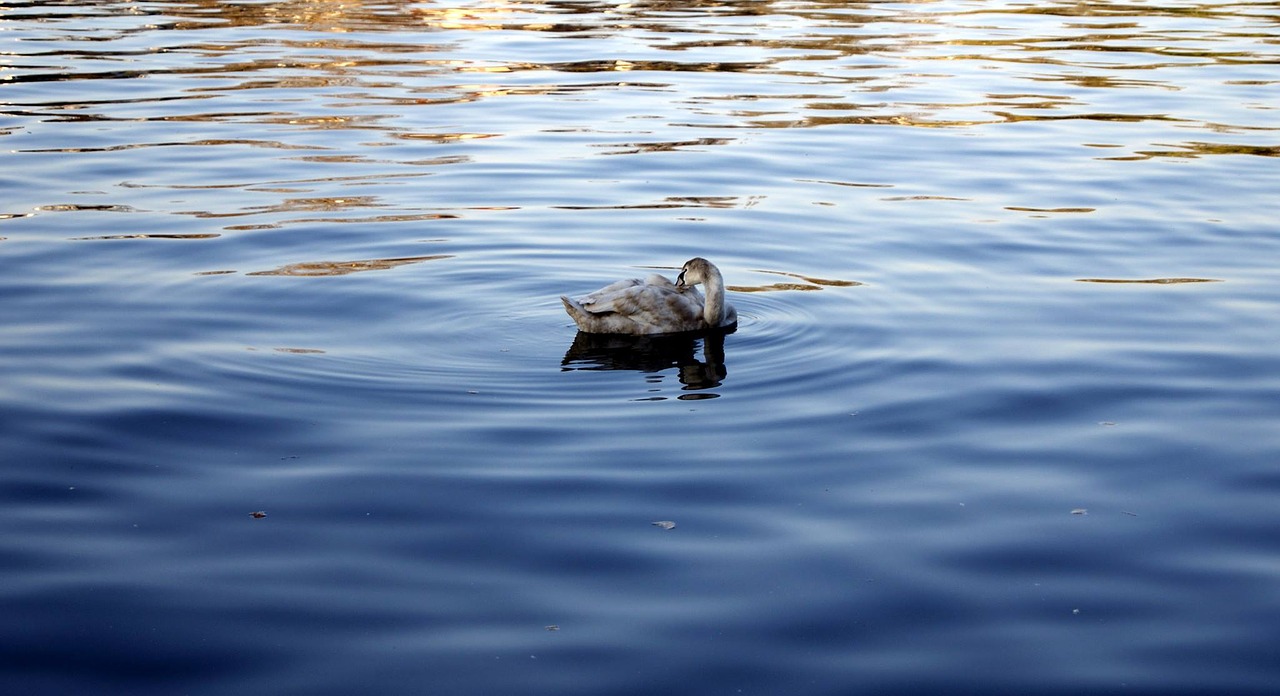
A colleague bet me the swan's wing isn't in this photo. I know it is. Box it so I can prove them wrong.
[577,274,678,305]
[600,284,705,332]
[577,280,701,314]
[645,273,676,289]
[575,278,645,313]
[577,277,696,312]
[568,275,708,333]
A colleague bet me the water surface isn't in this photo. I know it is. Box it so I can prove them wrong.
[2,1,1279,693]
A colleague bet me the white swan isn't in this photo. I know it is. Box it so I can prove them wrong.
[561,257,738,335]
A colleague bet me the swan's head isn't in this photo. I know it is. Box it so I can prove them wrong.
[676,257,715,288]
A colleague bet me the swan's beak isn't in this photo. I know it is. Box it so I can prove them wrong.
[675,271,687,287]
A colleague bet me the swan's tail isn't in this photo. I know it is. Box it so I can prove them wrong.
[560,295,591,330]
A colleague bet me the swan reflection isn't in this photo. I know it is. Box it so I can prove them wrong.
[561,329,731,399]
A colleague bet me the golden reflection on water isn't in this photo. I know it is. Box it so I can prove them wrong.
[22,140,322,154]
[1133,142,1280,159]
[596,138,736,155]
[555,195,759,210]
[5,0,1277,248]
[73,233,222,241]
[9,0,1275,148]
[413,4,516,32]
[729,282,826,293]
[1005,206,1096,214]
[122,172,444,191]
[731,270,864,293]
[247,254,453,276]
[1075,277,1223,284]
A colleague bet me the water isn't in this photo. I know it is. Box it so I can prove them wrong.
[3,1,1279,693]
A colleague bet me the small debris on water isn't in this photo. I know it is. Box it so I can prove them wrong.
[652,520,676,530]
[544,625,559,632]
[1072,608,1081,615]
[1099,421,1117,427]
[1071,508,1088,515]
[1122,510,1139,517]
[250,511,267,519]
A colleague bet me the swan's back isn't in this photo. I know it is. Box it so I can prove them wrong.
[562,274,707,335]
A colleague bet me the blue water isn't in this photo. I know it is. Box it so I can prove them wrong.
[3,1,1279,693]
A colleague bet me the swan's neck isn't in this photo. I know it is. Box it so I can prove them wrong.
[702,267,726,327]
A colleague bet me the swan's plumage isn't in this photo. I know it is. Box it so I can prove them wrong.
[561,258,737,335]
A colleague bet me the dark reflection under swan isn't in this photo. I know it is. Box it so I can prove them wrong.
[561,328,733,399]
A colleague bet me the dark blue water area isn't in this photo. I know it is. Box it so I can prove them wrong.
[4,1,1280,694]
[5,213,1279,695]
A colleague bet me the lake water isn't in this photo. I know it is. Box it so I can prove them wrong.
[2,0,1279,693]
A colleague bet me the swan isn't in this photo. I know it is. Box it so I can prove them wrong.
[561,257,738,335]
